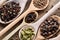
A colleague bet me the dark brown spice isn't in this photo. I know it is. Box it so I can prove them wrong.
[33,0,47,9]
[0,1,21,22]
[40,17,59,38]
[25,12,36,23]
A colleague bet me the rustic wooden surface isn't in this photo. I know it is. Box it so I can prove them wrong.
[0,0,60,40]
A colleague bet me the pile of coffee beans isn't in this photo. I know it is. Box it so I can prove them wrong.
[40,17,59,38]
[0,1,21,22]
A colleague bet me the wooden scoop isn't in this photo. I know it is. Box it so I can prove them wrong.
[0,0,49,37]
[2,2,60,40]
[27,0,49,10]
[36,15,60,40]
[0,0,28,24]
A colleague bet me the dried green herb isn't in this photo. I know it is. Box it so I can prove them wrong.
[21,27,35,40]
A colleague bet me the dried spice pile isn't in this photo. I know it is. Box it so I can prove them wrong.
[20,27,35,40]
[0,1,21,22]
[33,0,47,9]
[25,12,36,23]
[40,17,59,38]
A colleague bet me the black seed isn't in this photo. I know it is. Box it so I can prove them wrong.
[40,17,59,38]
[25,12,37,23]
[0,1,21,22]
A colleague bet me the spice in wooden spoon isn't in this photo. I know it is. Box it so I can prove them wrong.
[0,1,21,22]
[40,16,59,38]
[25,12,38,23]
[33,0,49,10]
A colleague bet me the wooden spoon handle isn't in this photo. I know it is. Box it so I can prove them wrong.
[2,22,25,40]
[0,9,31,37]
[0,0,7,6]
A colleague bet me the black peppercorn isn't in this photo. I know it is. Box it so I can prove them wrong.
[40,17,59,38]
[25,12,37,23]
[0,1,21,22]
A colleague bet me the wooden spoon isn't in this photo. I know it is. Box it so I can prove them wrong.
[2,2,60,40]
[0,0,49,36]
[36,15,60,40]
[0,0,28,24]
